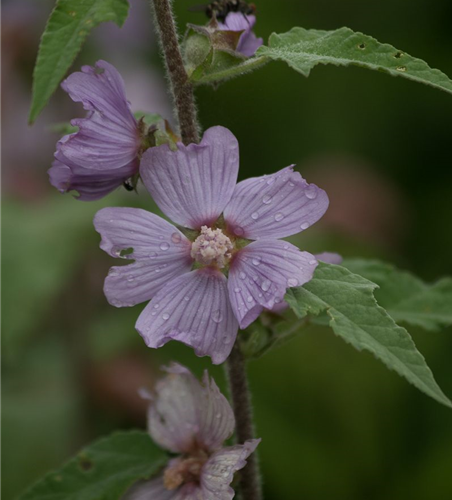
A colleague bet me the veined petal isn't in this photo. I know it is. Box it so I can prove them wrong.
[200,440,261,500]
[122,476,176,500]
[228,240,318,328]
[48,159,135,201]
[223,166,329,239]
[94,208,192,305]
[147,363,234,454]
[140,127,239,229]
[136,268,238,365]
[62,60,137,133]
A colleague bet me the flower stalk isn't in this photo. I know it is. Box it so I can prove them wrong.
[226,341,263,500]
[150,0,199,145]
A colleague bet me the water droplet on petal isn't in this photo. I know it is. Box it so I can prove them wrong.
[234,226,244,236]
[262,195,272,205]
[171,232,182,244]
[149,252,158,259]
[252,257,261,266]
[287,278,298,287]
[160,242,170,251]
[247,296,253,303]
[184,295,190,301]
[239,272,246,280]
[251,212,259,220]
[154,303,160,309]
[309,259,317,265]
[261,279,271,291]
[275,296,282,304]
[162,312,170,320]
[305,187,317,200]
[300,222,310,230]
[274,212,284,221]
[234,287,241,293]
[266,177,275,185]
[212,310,223,323]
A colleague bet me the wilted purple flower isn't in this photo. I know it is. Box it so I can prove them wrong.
[217,12,263,57]
[123,363,260,500]
[49,60,143,201]
[94,126,329,364]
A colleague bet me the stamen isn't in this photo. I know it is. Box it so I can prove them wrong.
[191,226,234,268]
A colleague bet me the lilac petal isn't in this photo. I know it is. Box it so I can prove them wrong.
[315,252,343,265]
[218,14,263,57]
[223,166,329,239]
[122,476,176,500]
[94,208,192,306]
[140,126,239,229]
[228,239,318,328]
[238,31,264,57]
[56,61,140,187]
[136,268,238,365]
[200,440,261,500]
[147,363,234,453]
[48,159,132,201]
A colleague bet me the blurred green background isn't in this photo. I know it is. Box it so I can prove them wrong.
[2,0,452,499]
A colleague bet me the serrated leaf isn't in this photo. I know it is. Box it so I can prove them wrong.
[343,259,452,331]
[286,263,452,408]
[29,0,130,124]
[257,27,452,95]
[18,430,167,500]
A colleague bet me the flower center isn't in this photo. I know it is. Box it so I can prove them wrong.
[191,226,233,268]
[163,452,208,490]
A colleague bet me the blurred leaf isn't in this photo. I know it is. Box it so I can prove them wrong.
[133,112,163,128]
[286,262,452,408]
[29,0,130,124]
[18,430,167,500]
[343,259,452,331]
[257,27,452,95]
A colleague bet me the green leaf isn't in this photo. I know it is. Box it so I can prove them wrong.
[257,27,452,95]
[18,430,167,500]
[29,0,130,124]
[285,262,452,408]
[343,259,452,332]
[49,121,79,135]
[133,111,164,128]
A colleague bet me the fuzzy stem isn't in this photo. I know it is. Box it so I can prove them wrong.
[226,341,262,500]
[150,0,199,145]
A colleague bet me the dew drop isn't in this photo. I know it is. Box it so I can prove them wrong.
[275,296,282,304]
[305,187,317,199]
[262,194,272,205]
[287,278,298,287]
[234,226,244,236]
[239,272,246,280]
[261,279,271,291]
[171,232,182,244]
[234,287,241,293]
[251,212,259,220]
[274,212,284,221]
[212,310,223,323]
[309,259,317,265]
[266,177,275,185]
[154,303,160,309]
[300,222,310,230]
[149,252,158,259]
[162,312,170,320]
[247,296,253,303]
[151,311,156,316]
[160,242,170,251]
[184,295,190,301]
[252,257,261,266]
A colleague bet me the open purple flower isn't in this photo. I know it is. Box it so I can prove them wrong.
[217,12,263,57]
[94,126,329,364]
[123,363,260,500]
[49,60,142,200]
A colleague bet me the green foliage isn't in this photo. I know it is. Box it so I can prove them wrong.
[257,27,452,94]
[343,259,452,331]
[18,430,167,500]
[286,262,452,408]
[29,0,130,124]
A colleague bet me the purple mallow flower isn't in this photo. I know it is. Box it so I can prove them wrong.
[94,126,329,364]
[49,60,142,200]
[217,12,263,57]
[123,363,260,500]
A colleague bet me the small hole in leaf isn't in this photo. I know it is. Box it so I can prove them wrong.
[357,43,366,50]
[396,66,407,72]
[79,455,93,472]
[394,52,404,59]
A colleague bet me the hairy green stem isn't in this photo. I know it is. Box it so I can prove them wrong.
[150,0,199,144]
[226,341,263,500]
